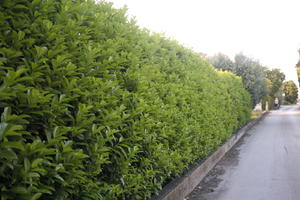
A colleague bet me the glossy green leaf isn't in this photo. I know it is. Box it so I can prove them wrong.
[0,148,18,160]
[11,186,27,194]
[2,141,25,151]
[30,193,42,200]
[0,122,8,140]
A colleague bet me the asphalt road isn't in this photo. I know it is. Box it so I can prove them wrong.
[187,105,300,200]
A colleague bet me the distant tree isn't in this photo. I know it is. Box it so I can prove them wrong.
[209,53,267,107]
[283,80,298,104]
[264,68,286,97]
[209,53,234,71]
[296,49,300,86]
[262,68,285,110]
[296,67,300,85]
[234,53,267,107]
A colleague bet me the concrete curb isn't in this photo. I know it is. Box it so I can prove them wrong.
[150,112,269,200]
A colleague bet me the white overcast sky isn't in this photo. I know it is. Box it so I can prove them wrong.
[108,0,300,85]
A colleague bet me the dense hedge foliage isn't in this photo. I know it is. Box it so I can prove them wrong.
[0,0,251,199]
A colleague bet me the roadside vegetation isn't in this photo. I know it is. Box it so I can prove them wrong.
[0,1,252,199]
[283,80,298,104]
[209,53,266,107]
[296,49,300,88]
[262,68,285,110]
[209,54,286,110]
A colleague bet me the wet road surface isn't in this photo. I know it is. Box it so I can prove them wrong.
[187,105,300,200]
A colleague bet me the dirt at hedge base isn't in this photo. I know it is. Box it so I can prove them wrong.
[186,131,251,200]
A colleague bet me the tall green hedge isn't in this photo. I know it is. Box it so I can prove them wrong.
[0,0,251,199]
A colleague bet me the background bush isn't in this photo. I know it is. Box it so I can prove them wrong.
[0,0,251,199]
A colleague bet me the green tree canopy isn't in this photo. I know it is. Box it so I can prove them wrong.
[234,53,267,106]
[209,53,267,107]
[283,80,298,104]
[296,67,300,86]
[264,68,286,97]
[296,49,300,86]
[261,68,285,110]
[208,53,234,72]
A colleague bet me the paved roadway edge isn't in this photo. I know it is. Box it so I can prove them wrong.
[150,111,269,200]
